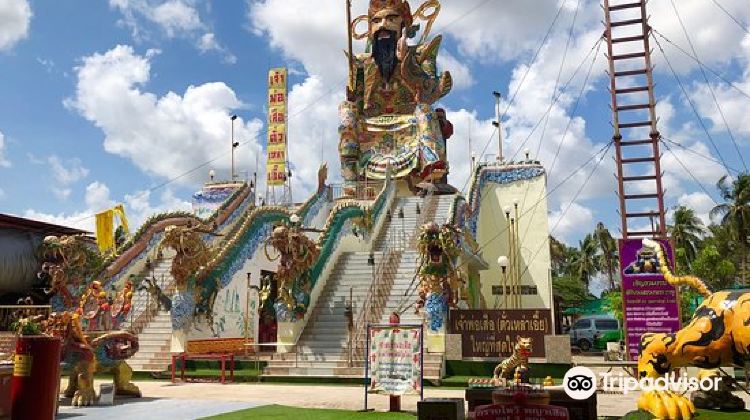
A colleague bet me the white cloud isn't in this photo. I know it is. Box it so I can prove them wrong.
[48,156,89,185]
[24,181,192,232]
[0,131,10,168]
[66,45,264,186]
[0,0,31,52]
[151,0,201,36]
[42,156,90,200]
[437,50,475,91]
[548,202,595,245]
[110,0,202,38]
[675,191,716,226]
[197,32,237,64]
[24,182,115,232]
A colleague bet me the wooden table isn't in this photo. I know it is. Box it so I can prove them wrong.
[171,353,235,384]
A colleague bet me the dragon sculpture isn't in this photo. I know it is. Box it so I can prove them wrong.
[38,311,140,406]
[493,336,532,383]
[415,222,463,331]
[262,224,321,322]
[156,223,216,289]
[34,235,142,406]
[38,235,103,308]
[635,238,749,419]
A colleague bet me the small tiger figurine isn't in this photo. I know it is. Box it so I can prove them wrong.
[494,336,532,381]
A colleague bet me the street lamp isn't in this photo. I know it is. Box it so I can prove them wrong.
[209,169,216,182]
[492,91,503,163]
[231,115,239,181]
[498,255,509,309]
[290,213,300,226]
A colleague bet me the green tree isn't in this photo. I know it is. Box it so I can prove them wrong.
[602,290,623,323]
[572,233,600,289]
[668,206,705,268]
[552,275,592,308]
[711,174,750,283]
[594,223,619,291]
[692,245,737,291]
[550,235,576,277]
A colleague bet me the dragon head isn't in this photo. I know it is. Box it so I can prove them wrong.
[91,331,139,362]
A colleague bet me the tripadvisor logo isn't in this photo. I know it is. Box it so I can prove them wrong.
[563,366,597,400]
[562,366,722,399]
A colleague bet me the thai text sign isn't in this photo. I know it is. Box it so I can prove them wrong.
[475,404,569,420]
[619,238,681,360]
[367,325,422,396]
[448,310,551,358]
[267,68,287,186]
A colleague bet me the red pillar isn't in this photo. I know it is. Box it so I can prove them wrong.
[388,312,401,413]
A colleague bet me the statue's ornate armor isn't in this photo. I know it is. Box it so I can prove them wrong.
[339,0,452,183]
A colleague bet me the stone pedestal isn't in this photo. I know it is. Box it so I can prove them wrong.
[544,335,571,364]
[445,334,462,360]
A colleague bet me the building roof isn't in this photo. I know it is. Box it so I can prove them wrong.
[0,213,90,236]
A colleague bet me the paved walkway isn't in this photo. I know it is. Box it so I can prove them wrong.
[53,379,680,419]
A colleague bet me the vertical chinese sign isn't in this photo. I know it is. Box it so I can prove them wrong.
[267,68,287,187]
[619,238,681,360]
[367,325,422,396]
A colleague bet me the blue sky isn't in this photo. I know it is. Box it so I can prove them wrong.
[0,0,749,252]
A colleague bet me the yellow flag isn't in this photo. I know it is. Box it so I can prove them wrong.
[113,204,130,235]
[95,210,115,253]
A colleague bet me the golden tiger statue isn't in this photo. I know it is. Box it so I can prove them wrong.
[635,238,748,419]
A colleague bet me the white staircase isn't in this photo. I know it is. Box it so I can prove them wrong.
[125,258,175,372]
[127,311,172,372]
[263,194,456,380]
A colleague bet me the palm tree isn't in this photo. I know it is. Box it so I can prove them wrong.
[594,223,618,291]
[668,206,705,267]
[711,174,750,283]
[550,236,570,276]
[572,234,600,289]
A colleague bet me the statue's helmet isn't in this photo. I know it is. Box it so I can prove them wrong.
[368,0,413,38]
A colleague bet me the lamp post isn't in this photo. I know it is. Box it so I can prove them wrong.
[504,206,514,308]
[290,213,300,227]
[492,91,503,163]
[209,169,216,182]
[231,115,239,181]
[513,199,521,309]
[498,255,509,309]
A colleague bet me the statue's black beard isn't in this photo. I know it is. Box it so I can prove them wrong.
[373,29,398,83]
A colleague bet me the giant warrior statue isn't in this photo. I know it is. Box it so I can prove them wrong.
[339,0,453,186]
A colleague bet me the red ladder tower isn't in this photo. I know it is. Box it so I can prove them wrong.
[604,0,667,239]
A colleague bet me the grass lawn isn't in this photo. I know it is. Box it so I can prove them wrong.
[202,405,415,419]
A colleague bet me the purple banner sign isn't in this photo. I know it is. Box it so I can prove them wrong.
[619,238,681,360]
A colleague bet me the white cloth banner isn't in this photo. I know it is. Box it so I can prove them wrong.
[367,325,422,396]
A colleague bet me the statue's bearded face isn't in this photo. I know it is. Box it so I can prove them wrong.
[370,9,403,83]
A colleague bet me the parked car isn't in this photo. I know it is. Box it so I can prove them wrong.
[569,316,620,352]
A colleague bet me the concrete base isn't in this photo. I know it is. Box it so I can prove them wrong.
[445,334,462,361]
[544,335,571,364]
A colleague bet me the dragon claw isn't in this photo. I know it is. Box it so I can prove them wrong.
[638,390,695,419]
[72,388,96,407]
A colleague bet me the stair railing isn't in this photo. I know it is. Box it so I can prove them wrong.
[408,185,439,247]
[350,244,400,361]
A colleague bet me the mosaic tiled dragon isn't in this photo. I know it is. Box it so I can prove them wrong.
[415,222,463,331]
[39,311,140,406]
[635,238,749,419]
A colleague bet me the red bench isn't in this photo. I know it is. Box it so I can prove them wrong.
[171,353,235,384]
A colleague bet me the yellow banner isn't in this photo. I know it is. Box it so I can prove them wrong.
[267,67,288,187]
[268,124,286,146]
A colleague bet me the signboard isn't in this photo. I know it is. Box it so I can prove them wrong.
[266,68,287,186]
[448,310,551,358]
[367,325,422,396]
[619,238,681,360]
[475,403,569,420]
